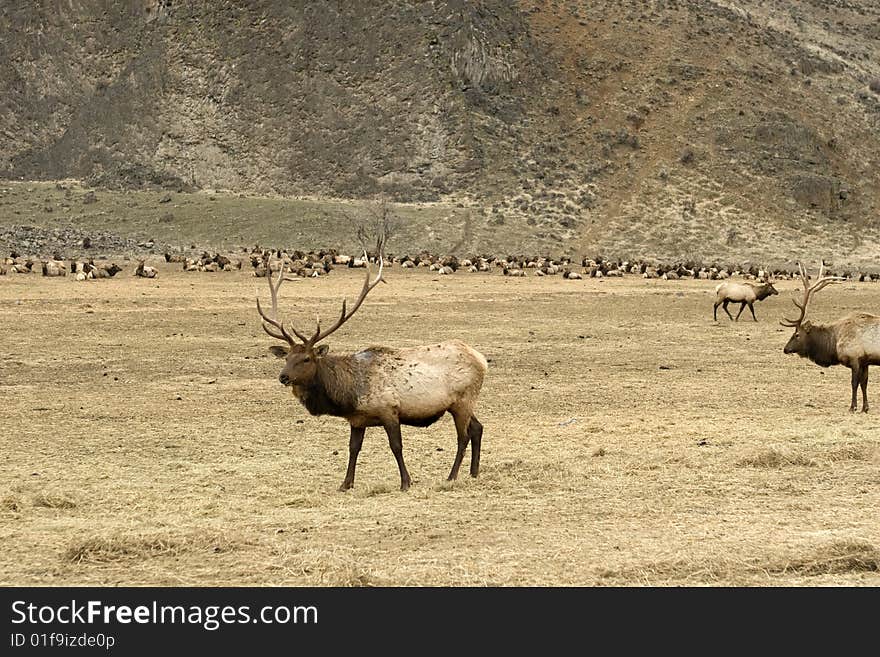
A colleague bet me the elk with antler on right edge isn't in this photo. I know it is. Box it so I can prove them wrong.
[782,261,880,412]
[256,224,488,491]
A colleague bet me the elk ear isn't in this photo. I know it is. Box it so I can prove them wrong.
[268,345,289,359]
[314,344,329,357]
[801,320,812,332]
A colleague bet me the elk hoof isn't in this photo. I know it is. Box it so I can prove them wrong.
[338,481,353,492]
[400,481,411,492]
[862,407,869,414]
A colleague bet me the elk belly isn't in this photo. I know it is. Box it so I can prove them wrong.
[391,362,465,419]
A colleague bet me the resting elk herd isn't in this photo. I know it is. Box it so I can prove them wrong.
[3,228,878,490]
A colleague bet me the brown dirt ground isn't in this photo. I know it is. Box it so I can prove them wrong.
[1,264,878,586]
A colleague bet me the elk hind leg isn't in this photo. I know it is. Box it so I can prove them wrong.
[468,416,483,478]
[447,409,471,481]
[850,366,860,412]
[339,426,365,491]
[722,300,734,320]
[383,421,412,491]
[860,364,869,413]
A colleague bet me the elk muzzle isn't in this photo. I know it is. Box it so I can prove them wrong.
[279,372,291,386]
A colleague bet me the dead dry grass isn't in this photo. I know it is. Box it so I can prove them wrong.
[64,532,241,564]
[1,265,879,586]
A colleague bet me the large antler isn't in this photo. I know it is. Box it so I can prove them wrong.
[256,261,310,344]
[780,261,845,328]
[306,227,388,345]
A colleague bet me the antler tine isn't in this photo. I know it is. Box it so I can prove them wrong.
[307,228,388,345]
[256,263,309,344]
[781,260,845,328]
[798,262,809,288]
[781,293,806,327]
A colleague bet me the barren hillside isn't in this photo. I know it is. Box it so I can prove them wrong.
[1,0,878,260]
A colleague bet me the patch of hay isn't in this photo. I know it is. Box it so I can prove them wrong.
[33,493,77,509]
[737,448,816,468]
[825,445,871,462]
[598,540,880,584]
[64,532,238,564]
[1,496,22,513]
[273,547,381,587]
[767,540,880,576]
[363,482,398,497]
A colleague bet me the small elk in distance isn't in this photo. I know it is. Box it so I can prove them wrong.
[257,227,488,491]
[781,262,880,412]
[713,279,778,321]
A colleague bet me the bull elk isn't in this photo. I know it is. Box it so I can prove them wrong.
[257,230,488,491]
[781,262,880,412]
[713,279,778,321]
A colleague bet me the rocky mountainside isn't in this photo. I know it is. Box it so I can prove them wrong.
[2,0,879,260]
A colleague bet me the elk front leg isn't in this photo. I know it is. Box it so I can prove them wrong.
[747,302,757,322]
[850,366,860,412]
[860,364,869,413]
[339,426,366,491]
[734,301,747,321]
[383,421,412,491]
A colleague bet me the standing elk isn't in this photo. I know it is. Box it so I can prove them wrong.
[781,262,880,412]
[257,230,488,491]
[713,279,778,321]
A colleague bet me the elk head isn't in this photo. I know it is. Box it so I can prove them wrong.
[757,279,779,299]
[257,230,387,387]
[782,262,844,355]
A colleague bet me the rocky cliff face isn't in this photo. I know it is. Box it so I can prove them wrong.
[2,0,879,258]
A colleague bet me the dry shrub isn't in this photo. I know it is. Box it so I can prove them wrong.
[737,448,816,468]
[64,533,238,564]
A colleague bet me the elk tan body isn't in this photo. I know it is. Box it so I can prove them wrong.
[281,341,487,429]
[258,227,488,491]
[785,312,880,412]
[713,280,778,321]
[778,262,880,411]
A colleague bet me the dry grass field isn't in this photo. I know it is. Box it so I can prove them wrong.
[1,264,878,586]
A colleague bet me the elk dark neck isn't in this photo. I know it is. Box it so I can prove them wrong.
[805,324,840,367]
[753,284,774,300]
[294,356,360,417]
